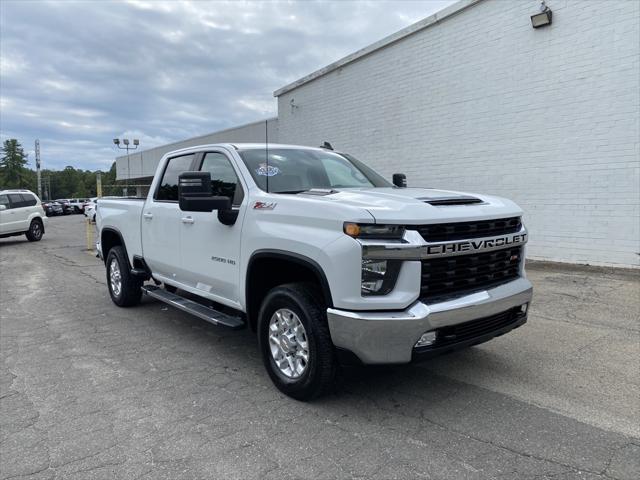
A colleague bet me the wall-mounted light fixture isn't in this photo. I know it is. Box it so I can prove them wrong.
[531,1,552,28]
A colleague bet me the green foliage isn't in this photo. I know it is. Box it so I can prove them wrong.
[1,139,29,188]
[0,138,117,199]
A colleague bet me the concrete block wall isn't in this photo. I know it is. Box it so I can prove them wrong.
[276,0,640,267]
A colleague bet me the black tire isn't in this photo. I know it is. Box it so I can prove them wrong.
[106,246,142,307]
[25,219,44,242]
[257,283,337,400]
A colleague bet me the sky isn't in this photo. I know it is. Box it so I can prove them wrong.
[0,0,455,171]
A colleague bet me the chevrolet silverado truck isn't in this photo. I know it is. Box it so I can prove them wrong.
[97,143,532,400]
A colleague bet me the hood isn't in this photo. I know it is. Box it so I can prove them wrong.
[298,187,523,224]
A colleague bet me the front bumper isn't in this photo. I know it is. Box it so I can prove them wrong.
[327,277,532,364]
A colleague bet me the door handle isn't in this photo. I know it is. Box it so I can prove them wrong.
[181,216,194,224]
[143,212,153,220]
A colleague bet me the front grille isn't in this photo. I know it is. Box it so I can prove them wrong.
[412,217,521,242]
[421,246,522,300]
[421,307,524,350]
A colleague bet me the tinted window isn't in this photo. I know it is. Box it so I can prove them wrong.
[0,195,9,209]
[8,194,24,208]
[200,153,244,206]
[155,154,195,201]
[21,194,37,207]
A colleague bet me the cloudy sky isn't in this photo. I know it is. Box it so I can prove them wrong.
[1,0,454,171]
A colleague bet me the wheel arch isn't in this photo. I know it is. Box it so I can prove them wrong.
[245,250,333,332]
[101,227,130,267]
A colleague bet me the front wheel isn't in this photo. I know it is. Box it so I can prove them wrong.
[25,219,43,241]
[257,283,337,400]
[106,246,142,307]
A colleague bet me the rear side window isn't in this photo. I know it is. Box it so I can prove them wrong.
[155,154,195,201]
[21,194,37,207]
[200,152,244,206]
[0,195,9,209]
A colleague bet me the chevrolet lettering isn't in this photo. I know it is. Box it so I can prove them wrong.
[97,143,533,400]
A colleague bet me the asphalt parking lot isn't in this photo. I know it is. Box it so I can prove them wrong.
[1,215,638,480]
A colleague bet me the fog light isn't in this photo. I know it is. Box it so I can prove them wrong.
[415,331,437,347]
[520,303,529,314]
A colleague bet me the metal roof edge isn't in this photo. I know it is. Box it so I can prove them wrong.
[115,117,278,161]
[273,0,483,97]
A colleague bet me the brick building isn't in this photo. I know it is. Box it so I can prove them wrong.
[117,0,640,267]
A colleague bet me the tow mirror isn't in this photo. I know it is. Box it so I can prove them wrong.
[178,172,231,212]
[392,173,407,188]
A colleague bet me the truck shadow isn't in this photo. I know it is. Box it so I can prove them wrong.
[137,294,491,404]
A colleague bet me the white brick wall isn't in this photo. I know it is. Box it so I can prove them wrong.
[276,0,640,267]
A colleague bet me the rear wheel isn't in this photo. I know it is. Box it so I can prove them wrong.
[25,219,43,241]
[257,283,337,400]
[106,246,142,307]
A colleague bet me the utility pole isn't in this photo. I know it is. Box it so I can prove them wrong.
[96,172,102,198]
[35,139,42,199]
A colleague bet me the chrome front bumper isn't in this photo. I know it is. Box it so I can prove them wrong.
[327,277,533,364]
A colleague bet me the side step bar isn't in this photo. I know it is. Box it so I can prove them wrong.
[142,285,245,329]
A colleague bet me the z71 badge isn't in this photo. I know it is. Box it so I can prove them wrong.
[253,201,277,210]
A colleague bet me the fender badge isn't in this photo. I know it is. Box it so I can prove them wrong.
[253,201,277,210]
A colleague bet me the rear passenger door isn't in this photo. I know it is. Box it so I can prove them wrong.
[179,150,247,307]
[141,153,197,283]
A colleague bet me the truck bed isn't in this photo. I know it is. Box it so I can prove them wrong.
[97,197,146,264]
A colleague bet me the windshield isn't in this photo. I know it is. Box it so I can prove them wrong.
[238,148,391,193]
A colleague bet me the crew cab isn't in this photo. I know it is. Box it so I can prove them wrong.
[97,143,532,399]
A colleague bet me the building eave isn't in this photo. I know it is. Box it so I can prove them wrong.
[273,0,483,98]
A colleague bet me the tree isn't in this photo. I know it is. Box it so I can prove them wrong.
[0,139,28,188]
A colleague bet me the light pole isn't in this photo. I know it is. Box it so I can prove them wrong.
[113,138,139,195]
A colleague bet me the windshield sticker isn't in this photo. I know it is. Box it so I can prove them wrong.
[256,163,280,177]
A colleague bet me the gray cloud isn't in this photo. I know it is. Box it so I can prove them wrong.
[0,0,454,170]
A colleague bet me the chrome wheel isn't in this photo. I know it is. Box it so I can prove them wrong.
[109,258,122,297]
[268,308,309,379]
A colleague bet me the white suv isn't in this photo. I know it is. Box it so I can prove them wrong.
[0,189,47,241]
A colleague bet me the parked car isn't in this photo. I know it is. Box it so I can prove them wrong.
[0,189,47,241]
[83,197,98,221]
[69,198,89,213]
[54,199,75,215]
[42,201,64,216]
[97,143,532,400]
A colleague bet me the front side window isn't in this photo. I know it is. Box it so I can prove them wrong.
[238,148,391,193]
[155,154,195,201]
[200,152,244,206]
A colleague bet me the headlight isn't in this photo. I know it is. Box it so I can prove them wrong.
[344,223,405,240]
[361,259,401,295]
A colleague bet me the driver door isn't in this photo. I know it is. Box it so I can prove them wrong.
[179,150,247,307]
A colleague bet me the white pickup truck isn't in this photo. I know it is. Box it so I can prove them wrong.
[97,143,532,399]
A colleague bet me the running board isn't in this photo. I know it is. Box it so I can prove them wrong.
[142,285,245,329]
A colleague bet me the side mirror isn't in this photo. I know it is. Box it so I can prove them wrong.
[0,204,6,211]
[178,172,231,212]
[392,173,407,188]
